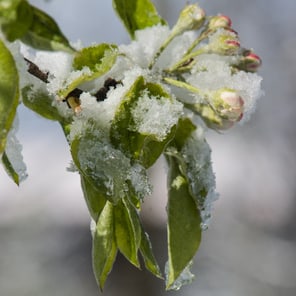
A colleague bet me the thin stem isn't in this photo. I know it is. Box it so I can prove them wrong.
[163,77,202,94]
[148,35,175,70]
[166,48,205,73]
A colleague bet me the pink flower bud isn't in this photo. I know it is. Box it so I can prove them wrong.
[219,90,244,121]
[208,15,232,30]
[210,88,244,124]
[242,51,262,72]
[208,30,241,55]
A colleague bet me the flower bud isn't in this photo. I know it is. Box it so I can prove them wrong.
[238,50,262,72]
[210,88,244,122]
[171,3,206,37]
[208,29,240,55]
[207,15,232,30]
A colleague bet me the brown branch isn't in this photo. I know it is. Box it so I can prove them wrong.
[24,57,83,112]
[24,57,49,83]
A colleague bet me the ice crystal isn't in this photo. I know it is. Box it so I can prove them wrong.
[181,127,218,228]
[165,261,195,291]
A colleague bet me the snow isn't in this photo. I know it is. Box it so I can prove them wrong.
[131,90,183,141]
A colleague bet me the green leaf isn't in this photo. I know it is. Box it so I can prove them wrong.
[173,117,196,150]
[140,230,163,278]
[0,39,19,156]
[0,0,33,41]
[70,128,133,204]
[110,76,176,168]
[59,43,118,98]
[80,175,107,221]
[20,5,74,52]
[165,154,202,289]
[22,85,68,123]
[1,151,19,185]
[114,197,141,267]
[112,0,166,39]
[92,201,117,290]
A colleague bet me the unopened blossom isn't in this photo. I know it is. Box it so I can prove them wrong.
[238,50,262,72]
[207,29,240,55]
[171,3,205,37]
[207,15,232,30]
[209,88,244,122]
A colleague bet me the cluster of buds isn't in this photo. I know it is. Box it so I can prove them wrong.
[158,4,262,130]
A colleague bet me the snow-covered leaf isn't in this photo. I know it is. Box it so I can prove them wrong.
[92,201,117,290]
[70,129,133,204]
[59,44,118,98]
[1,151,19,185]
[110,76,180,168]
[22,85,67,123]
[112,0,166,39]
[0,40,19,156]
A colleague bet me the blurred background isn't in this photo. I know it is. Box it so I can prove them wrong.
[1,0,296,295]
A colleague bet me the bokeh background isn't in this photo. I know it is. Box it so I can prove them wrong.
[1,0,296,295]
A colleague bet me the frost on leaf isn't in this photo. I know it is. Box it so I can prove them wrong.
[181,128,218,230]
[2,115,27,185]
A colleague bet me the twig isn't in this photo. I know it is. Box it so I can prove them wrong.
[24,57,49,83]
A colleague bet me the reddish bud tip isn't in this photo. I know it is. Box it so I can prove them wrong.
[208,15,232,30]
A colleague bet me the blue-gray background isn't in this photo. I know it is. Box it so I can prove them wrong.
[1,0,296,295]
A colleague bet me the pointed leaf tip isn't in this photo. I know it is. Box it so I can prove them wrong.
[112,0,167,39]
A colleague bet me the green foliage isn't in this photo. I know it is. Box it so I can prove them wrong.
[112,0,166,39]
[0,1,73,52]
[22,86,67,123]
[0,0,257,292]
[165,154,202,289]
[1,151,20,185]
[92,201,117,289]
[59,43,118,98]
[110,76,176,168]
[0,39,19,156]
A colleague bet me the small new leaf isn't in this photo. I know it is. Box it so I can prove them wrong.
[22,86,67,123]
[114,198,141,267]
[112,0,166,39]
[92,201,117,290]
[59,44,118,98]
[140,230,163,278]
[1,151,19,185]
[0,40,19,156]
